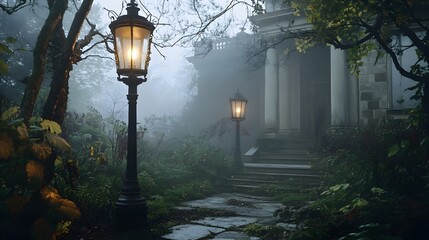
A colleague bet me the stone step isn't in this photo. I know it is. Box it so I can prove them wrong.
[242,163,319,175]
[257,138,319,151]
[232,172,321,183]
[255,155,318,165]
[258,151,317,157]
[230,138,321,194]
[228,178,282,186]
[228,177,319,187]
[230,184,299,193]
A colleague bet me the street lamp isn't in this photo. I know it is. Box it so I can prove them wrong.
[230,90,247,168]
[109,0,155,226]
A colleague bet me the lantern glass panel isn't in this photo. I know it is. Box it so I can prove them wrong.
[230,99,247,120]
[115,26,151,72]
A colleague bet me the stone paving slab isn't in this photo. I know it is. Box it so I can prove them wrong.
[162,224,224,240]
[182,193,284,218]
[192,216,258,229]
[162,193,285,240]
[212,231,253,240]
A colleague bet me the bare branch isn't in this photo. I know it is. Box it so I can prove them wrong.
[152,43,166,59]
[156,0,252,48]
[80,54,114,61]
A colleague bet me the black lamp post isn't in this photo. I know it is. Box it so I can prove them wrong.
[109,0,155,226]
[230,90,247,168]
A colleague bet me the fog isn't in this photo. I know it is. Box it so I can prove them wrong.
[77,0,250,124]
[0,0,254,151]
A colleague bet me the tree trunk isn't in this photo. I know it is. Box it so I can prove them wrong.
[20,0,68,123]
[423,82,429,136]
[42,0,93,124]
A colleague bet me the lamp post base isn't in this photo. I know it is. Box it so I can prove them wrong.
[115,196,147,229]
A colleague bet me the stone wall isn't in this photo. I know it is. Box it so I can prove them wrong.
[358,51,389,126]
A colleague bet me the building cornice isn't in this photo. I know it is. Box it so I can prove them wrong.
[250,8,312,37]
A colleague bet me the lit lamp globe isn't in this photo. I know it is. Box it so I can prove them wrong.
[109,0,155,78]
[230,91,247,121]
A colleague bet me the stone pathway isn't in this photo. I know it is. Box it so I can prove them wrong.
[162,193,285,240]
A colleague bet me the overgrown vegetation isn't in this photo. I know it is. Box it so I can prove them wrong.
[55,110,234,238]
[276,116,429,240]
[0,107,80,239]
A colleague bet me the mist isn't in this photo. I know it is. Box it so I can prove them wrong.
[1,1,427,239]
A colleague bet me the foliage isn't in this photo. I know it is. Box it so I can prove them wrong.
[0,107,80,239]
[286,0,429,84]
[56,110,234,237]
[140,135,234,190]
[242,223,285,239]
[0,36,16,76]
[285,117,429,240]
[274,191,317,206]
[146,196,175,222]
[59,171,122,224]
[320,117,428,195]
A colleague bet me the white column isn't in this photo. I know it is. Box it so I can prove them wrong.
[330,45,349,126]
[264,47,279,132]
[279,63,290,133]
[289,62,301,132]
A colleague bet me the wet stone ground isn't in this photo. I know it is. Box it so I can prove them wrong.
[162,193,286,240]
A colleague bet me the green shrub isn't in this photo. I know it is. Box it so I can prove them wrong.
[241,223,284,238]
[63,173,122,223]
[286,117,429,240]
[147,196,174,222]
[164,180,214,203]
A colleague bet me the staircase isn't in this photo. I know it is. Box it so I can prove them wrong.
[228,137,321,193]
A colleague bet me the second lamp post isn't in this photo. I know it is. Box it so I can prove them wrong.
[109,0,155,226]
[230,90,247,168]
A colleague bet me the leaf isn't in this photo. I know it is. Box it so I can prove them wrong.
[40,119,62,134]
[57,199,81,219]
[0,59,8,75]
[31,143,52,160]
[371,187,385,194]
[54,156,63,167]
[55,221,72,237]
[45,133,71,152]
[26,160,44,184]
[340,198,368,213]
[6,36,17,43]
[388,144,400,158]
[400,140,410,148]
[0,134,14,160]
[420,136,429,147]
[40,186,81,219]
[0,42,13,54]
[40,186,61,207]
[1,106,20,120]
[29,116,42,126]
[16,123,29,141]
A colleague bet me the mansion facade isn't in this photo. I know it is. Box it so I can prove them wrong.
[187,0,418,151]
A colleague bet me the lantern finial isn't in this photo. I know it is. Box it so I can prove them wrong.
[127,0,139,16]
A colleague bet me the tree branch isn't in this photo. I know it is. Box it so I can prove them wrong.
[21,0,68,123]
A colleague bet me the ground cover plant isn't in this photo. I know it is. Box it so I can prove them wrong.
[279,116,429,240]
[49,111,235,239]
